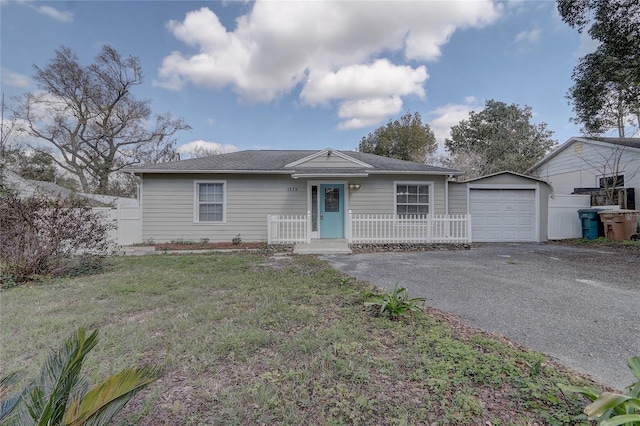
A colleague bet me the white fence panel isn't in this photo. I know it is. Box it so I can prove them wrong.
[92,206,141,246]
[547,195,590,239]
[117,206,142,245]
[267,212,311,244]
[348,212,471,244]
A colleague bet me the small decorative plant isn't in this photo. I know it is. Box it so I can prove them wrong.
[364,284,426,320]
[0,328,161,426]
[232,234,242,245]
[558,355,640,425]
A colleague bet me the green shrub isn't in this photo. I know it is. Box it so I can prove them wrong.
[364,284,426,320]
[559,355,640,425]
[0,328,161,426]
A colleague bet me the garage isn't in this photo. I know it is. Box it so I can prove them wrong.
[470,189,536,242]
[464,172,551,243]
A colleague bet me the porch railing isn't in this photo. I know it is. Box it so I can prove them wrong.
[348,212,471,244]
[267,211,311,244]
[266,211,471,244]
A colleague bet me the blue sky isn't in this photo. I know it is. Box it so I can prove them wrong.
[1,0,596,157]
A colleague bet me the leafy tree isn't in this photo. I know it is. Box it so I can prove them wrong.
[12,45,190,195]
[358,112,437,163]
[568,47,640,137]
[444,100,557,176]
[558,0,640,136]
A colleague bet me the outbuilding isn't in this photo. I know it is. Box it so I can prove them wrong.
[464,172,551,242]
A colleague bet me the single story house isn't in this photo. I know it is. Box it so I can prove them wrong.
[123,149,551,245]
[529,137,640,209]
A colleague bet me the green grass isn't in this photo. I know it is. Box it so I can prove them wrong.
[1,254,599,425]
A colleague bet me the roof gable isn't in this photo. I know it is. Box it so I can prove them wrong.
[529,137,640,172]
[464,171,549,185]
[285,148,372,168]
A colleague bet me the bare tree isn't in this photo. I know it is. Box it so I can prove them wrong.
[576,143,639,206]
[13,45,190,195]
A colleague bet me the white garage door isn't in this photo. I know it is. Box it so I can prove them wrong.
[470,189,536,242]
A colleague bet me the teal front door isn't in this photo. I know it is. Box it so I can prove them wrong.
[320,184,344,238]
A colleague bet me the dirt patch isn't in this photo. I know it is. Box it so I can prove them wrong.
[152,242,265,251]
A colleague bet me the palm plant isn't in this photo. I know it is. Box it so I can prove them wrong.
[559,356,640,426]
[0,328,161,426]
[364,284,426,320]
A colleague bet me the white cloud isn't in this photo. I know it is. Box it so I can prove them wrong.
[337,96,403,130]
[178,140,238,156]
[301,60,427,106]
[156,1,501,128]
[35,5,73,22]
[515,28,542,44]
[1,68,30,88]
[428,98,481,152]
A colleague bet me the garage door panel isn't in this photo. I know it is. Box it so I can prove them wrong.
[470,189,536,242]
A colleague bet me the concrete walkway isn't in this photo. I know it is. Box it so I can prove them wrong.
[323,243,640,390]
[294,239,351,254]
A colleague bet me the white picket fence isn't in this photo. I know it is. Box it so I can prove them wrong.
[349,212,471,243]
[266,211,471,244]
[267,212,311,244]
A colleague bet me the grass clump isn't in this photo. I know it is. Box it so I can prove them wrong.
[1,253,599,425]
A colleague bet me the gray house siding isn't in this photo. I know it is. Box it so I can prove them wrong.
[142,174,306,243]
[347,174,447,216]
[448,182,468,214]
[141,173,450,243]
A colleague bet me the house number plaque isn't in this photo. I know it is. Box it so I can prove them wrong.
[287,187,298,192]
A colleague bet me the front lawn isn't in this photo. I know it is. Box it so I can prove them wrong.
[1,254,598,425]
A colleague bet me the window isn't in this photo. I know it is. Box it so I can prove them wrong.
[395,183,430,216]
[599,175,624,188]
[195,181,225,223]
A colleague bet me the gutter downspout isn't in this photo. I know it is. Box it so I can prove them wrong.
[444,175,451,215]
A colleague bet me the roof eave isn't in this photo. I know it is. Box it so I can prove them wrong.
[368,170,463,176]
[121,169,293,175]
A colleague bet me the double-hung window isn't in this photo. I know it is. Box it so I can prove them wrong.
[395,183,430,216]
[195,181,225,223]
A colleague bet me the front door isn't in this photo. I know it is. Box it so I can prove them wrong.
[320,184,344,238]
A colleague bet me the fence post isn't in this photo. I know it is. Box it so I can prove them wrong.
[267,215,272,244]
[466,214,472,243]
[306,210,311,244]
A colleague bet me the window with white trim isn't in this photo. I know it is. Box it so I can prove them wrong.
[195,181,225,222]
[395,183,430,216]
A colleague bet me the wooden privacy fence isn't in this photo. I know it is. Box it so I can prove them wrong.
[267,212,311,244]
[266,211,471,244]
[349,212,471,244]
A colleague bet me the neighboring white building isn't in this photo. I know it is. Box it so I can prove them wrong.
[529,137,640,209]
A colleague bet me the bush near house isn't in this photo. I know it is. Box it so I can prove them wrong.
[0,192,113,285]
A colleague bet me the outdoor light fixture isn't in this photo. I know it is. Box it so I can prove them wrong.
[349,183,361,190]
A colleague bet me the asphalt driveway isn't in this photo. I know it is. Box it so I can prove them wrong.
[323,243,640,390]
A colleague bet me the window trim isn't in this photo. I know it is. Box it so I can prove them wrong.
[598,174,624,189]
[393,181,434,216]
[193,180,227,224]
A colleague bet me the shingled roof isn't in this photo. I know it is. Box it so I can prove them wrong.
[122,149,461,176]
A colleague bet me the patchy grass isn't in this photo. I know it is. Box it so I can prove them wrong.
[1,254,600,425]
[550,237,640,252]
